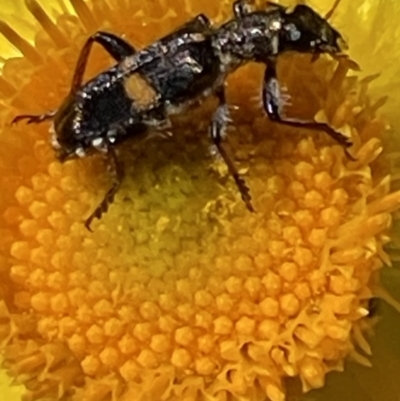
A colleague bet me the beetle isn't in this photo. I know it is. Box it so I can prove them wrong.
[12,0,352,230]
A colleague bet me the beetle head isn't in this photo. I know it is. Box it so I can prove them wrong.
[279,4,346,55]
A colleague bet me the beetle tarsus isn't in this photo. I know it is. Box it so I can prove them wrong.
[12,111,56,125]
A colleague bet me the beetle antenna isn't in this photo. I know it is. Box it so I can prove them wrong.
[325,0,341,20]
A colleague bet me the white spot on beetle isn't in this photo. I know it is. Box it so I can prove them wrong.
[75,147,86,158]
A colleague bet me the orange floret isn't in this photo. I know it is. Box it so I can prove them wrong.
[0,1,399,401]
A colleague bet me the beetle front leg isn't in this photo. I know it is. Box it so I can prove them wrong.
[84,147,124,231]
[210,86,255,212]
[262,59,354,158]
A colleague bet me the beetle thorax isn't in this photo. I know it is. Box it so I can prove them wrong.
[212,13,282,69]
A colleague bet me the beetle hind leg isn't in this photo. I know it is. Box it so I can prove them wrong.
[71,31,137,93]
[12,32,137,127]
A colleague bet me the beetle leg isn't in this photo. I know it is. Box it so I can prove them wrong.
[167,12,212,37]
[210,86,255,212]
[71,31,137,93]
[233,0,284,16]
[13,32,137,125]
[12,110,57,125]
[193,13,212,28]
[262,58,355,159]
[84,147,124,231]
[183,13,212,31]
[232,0,254,17]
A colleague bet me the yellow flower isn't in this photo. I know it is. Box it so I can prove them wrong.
[0,0,400,401]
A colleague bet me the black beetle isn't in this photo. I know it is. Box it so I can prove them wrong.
[13,0,351,230]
